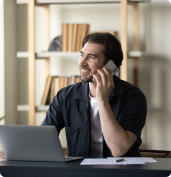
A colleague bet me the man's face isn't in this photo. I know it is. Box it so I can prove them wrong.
[78,42,106,82]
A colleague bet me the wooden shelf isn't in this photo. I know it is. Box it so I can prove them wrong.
[128,51,151,57]
[17,0,150,125]
[17,51,80,58]
[17,105,49,112]
[17,51,150,58]
[17,0,150,5]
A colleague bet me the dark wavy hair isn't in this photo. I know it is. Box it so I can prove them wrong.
[82,32,123,68]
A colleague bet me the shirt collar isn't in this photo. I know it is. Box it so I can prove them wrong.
[74,82,89,101]
[74,75,124,100]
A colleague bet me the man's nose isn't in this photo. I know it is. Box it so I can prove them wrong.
[78,56,88,65]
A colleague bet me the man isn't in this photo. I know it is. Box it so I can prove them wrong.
[0,33,146,159]
[41,32,147,157]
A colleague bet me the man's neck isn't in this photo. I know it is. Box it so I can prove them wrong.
[89,82,96,97]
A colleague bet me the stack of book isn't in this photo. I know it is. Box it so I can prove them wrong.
[41,75,80,105]
[62,23,90,52]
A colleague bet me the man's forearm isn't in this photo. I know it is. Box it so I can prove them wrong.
[98,100,137,157]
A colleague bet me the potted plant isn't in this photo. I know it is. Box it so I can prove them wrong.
[0,116,6,122]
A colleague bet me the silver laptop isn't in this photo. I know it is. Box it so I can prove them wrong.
[0,125,83,162]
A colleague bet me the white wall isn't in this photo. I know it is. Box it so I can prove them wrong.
[0,0,5,126]
[4,0,171,150]
[139,0,171,150]
[4,0,18,125]
[0,0,4,151]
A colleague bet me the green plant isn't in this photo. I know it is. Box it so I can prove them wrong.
[0,115,6,121]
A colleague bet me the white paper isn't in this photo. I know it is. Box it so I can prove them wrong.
[107,158,127,165]
[0,158,7,161]
[80,157,157,165]
[123,157,157,163]
[108,157,157,165]
[108,157,145,165]
[80,158,112,165]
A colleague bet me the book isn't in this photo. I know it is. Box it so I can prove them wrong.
[63,77,68,87]
[62,23,90,52]
[72,24,78,51]
[59,77,64,90]
[68,24,73,52]
[41,76,52,105]
[41,75,81,105]
[75,76,80,83]
[76,24,83,51]
[62,24,68,52]
[54,77,60,95]
[76,24,90,51]
[50,77,55,103]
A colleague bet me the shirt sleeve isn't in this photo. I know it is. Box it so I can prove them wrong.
[41,89,65,134]
[118,93,147,136]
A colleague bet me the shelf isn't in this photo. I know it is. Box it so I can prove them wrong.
[17,0,150,5]
[37,51,80,58]
[17,51,150,58]
[128,51,151,57]
[17,51,80,58]
[17,105,49,112]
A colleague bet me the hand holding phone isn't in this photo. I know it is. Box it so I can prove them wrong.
[104,60,118,76]
[92,60,118,82]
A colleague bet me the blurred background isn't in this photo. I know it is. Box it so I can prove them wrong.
[1,0,171,151]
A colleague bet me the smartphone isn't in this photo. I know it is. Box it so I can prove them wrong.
[92,60,118,82]
[104,60,118,76]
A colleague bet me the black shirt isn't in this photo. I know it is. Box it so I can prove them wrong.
[41,75,147,157]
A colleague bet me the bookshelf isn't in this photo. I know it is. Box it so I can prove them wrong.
[17,51,150,59]
[16,0,150,125]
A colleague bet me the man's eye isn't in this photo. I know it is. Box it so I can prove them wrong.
[89,56,95,59]
[80,53,84,57]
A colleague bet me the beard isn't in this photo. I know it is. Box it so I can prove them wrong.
[80,74,93,83]
[79,66,94,83]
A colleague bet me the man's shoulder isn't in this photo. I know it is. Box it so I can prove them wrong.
[122,80,145,97]
[113,75,146,98]
[120,80,147,107]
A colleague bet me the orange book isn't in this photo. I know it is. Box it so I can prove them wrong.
[80,24,87,50]
[59,77,64,90]
[62,24,68,52]
[54,77,60,95]
[72,24,78,51]
[41,76,52,105]
[75,76,80,83]
[68,24,73,52]
[76,24,83,51]
[63,77,68,87]
[50,77,55,103]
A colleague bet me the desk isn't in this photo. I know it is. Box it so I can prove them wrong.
[0,158,171,177]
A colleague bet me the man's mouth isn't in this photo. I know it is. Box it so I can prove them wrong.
[81,68,91,74]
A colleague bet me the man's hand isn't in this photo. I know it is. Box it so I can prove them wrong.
[93,66,114,101]
[93,66,137,157]
[0,151,6,159]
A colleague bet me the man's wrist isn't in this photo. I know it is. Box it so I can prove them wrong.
[97,97,109,105]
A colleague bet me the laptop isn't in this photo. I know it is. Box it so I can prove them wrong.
[0,125,83,162]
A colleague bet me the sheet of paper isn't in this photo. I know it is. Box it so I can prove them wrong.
[108,157,157,165]
[108,157,145,165]
[80,158,113,165]
[107,158,127,165]
[80,157,157,165]
[0,158,7,161]
[123,157,157,163]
